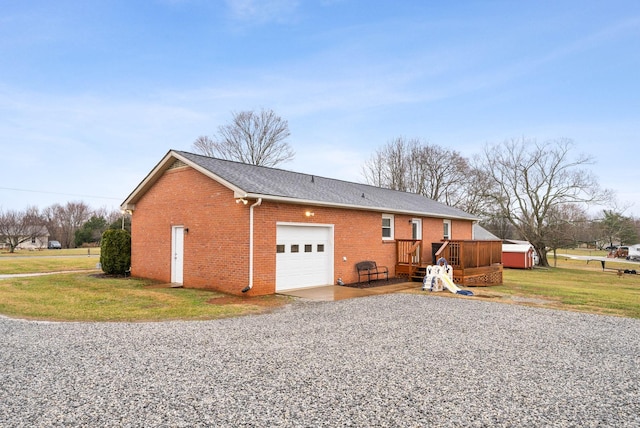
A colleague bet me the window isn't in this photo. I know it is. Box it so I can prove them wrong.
[291,244,299,253]
[276,244,285,253]
[443,219,451,240]
[382,214,394,240]
[304,244,313,253]
[317,244,325,252]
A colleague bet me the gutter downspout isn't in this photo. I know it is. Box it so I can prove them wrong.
[242,198,262,293]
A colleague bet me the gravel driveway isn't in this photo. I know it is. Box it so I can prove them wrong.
[1,294,638,427]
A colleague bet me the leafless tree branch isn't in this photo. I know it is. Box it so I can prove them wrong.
[192,108,294,167]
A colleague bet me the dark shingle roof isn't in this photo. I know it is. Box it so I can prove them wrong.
[473,224,500,240]
[175,151,477,220]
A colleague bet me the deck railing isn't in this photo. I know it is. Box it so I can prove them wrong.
[396,239,503,285]
[397,239,502,268]
[435,240,502,269]
[396,239,422,278]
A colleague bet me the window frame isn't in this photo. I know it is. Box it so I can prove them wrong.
[382,214,395,241]
[443,219,452,240]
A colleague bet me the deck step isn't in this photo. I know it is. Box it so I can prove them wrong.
[410,266,427,282]
[396,263,429,282]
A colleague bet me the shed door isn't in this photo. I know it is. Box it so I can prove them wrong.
[276,225,333,291]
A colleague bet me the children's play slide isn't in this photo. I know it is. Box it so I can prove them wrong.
[440,273,473,296]
[422,259,474,296]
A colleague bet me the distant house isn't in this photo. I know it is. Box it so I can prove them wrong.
[0,226,49,251]
[122,150,483,295]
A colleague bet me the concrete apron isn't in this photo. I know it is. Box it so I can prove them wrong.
[278,282,421,301]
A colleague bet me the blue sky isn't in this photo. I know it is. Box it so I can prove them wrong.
[1,0,639,216]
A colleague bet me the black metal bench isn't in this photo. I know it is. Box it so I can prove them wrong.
[356,260,389,283]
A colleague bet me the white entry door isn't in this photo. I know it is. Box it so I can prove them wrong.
[276,224,333,291]
[412,219,422,263]
[171,226,184,284]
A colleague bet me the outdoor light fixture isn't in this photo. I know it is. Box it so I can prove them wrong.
[236,198,248,205]
[305,210,314,217]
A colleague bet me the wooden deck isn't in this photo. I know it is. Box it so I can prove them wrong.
[396,239,503,286]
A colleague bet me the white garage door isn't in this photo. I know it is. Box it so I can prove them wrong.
[276,224,333,291]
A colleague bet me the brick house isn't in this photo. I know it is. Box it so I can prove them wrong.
[121,150,480,296]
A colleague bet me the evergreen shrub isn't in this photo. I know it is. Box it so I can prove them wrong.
[100,229,131,275]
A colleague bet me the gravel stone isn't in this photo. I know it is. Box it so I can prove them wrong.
[1,294,638,427]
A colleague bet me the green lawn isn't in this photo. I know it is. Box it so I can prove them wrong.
[0,248,101,274]
[1,248,638,321]
[492,267,640,318]
[0,273,290,322]
[0,257,100,274]
[0,248,100,257]
[459,251,640,318]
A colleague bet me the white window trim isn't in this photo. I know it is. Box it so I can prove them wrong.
[382,214,395,241]
[443,219,451,240]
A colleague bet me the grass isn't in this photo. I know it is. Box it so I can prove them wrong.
[469,255,640,318]
[0,273,291,322]
[0,248,102,274]
[0,257,100,274]
[494,268,640,318]
[0,247,638,321]
[0,248,100,257]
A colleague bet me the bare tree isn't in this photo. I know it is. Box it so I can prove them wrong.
[0,207,44,253]
[192,108,294,167]
[362,149,388,188]
[480,138,613,267]
[481,216,516,240]
[545,203,589,266]
[42,201,92,249]
[192,135,216,157]
[458,165,495,216]
[363,137,412,191]
[362,137,476,210]
[413,143,469,204]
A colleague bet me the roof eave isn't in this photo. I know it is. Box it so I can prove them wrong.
[242,193,479,221]
[121,150,478,222]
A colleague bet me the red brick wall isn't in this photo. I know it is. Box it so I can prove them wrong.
[418,218,474,261]
[131,167,250,292]
[251,205,403,292]
[131,165,475,295]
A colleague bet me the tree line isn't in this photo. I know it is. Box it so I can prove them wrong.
[192,108,639,267]
[4,108,637,266]
[0,202,129,252]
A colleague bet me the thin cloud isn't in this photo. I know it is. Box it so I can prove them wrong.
[224,0,300,25]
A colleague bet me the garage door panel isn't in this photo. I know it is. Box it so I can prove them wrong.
[276,225,333,291]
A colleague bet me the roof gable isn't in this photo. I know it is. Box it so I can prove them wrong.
[473,224,500,240]
[122,150,478,221]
